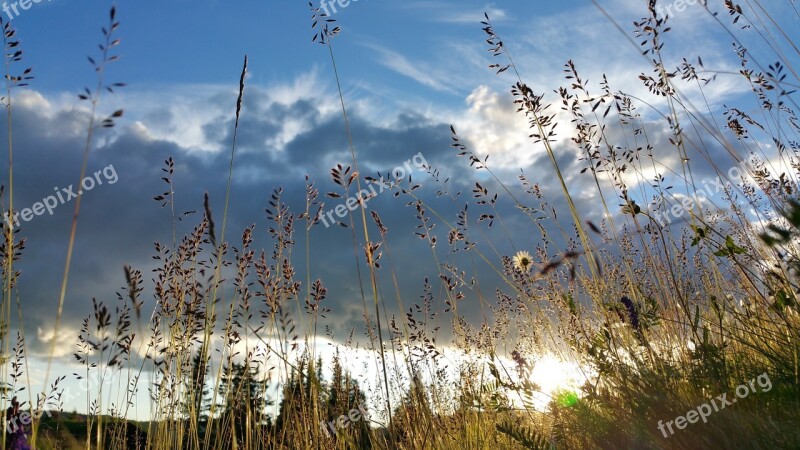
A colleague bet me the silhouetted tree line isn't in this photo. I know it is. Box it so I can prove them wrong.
[186,348,371,448]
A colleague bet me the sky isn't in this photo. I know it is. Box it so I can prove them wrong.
[0,0,797,421]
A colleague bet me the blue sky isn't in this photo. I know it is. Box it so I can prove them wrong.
[15,1,552,98]
[2,0,798,421]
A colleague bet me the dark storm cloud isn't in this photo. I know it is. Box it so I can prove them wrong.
[1,87,470,360]
[4,83,743,362]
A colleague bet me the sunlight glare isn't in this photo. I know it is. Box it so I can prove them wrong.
[529,354,586,410]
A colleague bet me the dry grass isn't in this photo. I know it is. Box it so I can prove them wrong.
[0,1,799,449]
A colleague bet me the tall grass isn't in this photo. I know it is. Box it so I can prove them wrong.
[1,1,799,449]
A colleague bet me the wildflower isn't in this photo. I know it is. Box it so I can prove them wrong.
[5,397,31,450]
[620,296,640,332]
[512,250,533,272]
[620,296,646,345]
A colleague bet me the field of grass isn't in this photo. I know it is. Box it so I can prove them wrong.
[1,1,799,449]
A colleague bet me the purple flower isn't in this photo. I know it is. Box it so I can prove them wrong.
[8,431,32,450]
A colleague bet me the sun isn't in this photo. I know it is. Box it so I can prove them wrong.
[528,354,587,410]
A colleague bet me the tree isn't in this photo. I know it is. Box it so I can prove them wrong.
[275,352,310,432]
[219,360,270,444]
[390,371,433,446]
[323,349,371,448]
[186,350,211,422]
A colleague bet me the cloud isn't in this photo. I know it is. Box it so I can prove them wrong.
[36,326,79,359]
[397,1,506,23]
[2,81,461,360]
[3,2,781,422]
[362,43,461,95]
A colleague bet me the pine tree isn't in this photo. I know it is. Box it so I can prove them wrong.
[219,360,270,443]
[390,371,433,446]
[275,352,309,432]
[322,349,371,447]
[187,350,210,422]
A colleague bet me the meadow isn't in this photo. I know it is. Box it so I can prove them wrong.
[1,1,799,449]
